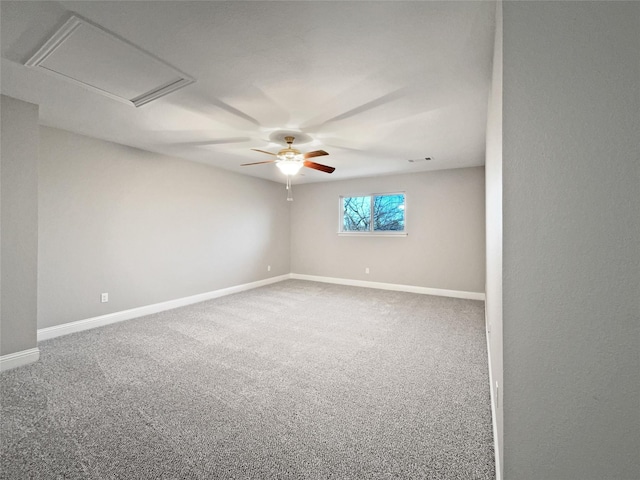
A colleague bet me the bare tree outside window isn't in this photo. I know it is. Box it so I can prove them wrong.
[341,193,405,232]
[373,194,404,231]
[342,196,371,231]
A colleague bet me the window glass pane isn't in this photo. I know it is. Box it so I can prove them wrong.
[373,194,405,231]
[342,196,371,231]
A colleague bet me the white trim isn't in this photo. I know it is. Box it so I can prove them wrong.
[24,16,83,67]
[36,272,485,341]
[37,274,290,342]
[290,273,485,301]
[0,347,40,372]
[25,15,195,108]
[337,232,407,237]
[131,78,194,107]
[485,304,502,480]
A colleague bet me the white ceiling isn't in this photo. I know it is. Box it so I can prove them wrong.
[1,1,495,184]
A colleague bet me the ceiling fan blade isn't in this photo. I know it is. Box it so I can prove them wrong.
[241,160,277,166]
[251,148,277,156]
[304,160,335,174]
[303,150,329,159]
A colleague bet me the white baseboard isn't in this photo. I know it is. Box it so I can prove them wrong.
[37,274,291,342]
[0,347,40,372]
[485,305,502,480]
[290,273,485,301]
[36,272,484,342]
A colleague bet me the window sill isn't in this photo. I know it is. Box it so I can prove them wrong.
[337,232,407,237]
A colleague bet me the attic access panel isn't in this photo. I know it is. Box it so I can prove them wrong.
[25,15,194,107]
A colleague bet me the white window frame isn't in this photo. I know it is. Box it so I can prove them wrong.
[338,192,407,237]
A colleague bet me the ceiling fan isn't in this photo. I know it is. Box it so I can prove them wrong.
[241,136,335,176]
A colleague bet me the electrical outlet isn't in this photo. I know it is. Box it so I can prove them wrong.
[365,267,370,274]
[101,292,108,303]
[267,265,271,272]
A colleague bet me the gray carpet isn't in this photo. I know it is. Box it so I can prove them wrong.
[1,280,495,479]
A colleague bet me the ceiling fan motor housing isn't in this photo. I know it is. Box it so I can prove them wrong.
[278,137,303,160]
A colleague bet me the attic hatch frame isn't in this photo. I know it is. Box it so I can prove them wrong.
[25,14,195,107]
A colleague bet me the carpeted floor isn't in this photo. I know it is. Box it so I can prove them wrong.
[1,280,495,479]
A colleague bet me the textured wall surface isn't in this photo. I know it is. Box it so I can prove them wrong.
[503,2,640,478]
[485,1,503,476]
[38,127,291,329]
[290,167,486,293]
[0,95,39,356]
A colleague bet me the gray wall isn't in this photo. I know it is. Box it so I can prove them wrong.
[38,126,290,329]
[0,95,39,355]
[502,2,639,479]
[485,0,503,476]
[290,168,485,293]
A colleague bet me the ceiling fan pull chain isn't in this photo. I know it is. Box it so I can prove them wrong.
[286,176,293,201]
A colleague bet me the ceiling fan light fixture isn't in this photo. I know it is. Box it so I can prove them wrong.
[278,151,303,161]
[276,160,304,176]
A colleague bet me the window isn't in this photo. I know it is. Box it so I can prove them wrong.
[340,193,406,235]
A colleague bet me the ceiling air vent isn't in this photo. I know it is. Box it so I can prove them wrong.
[25,15,194,107]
